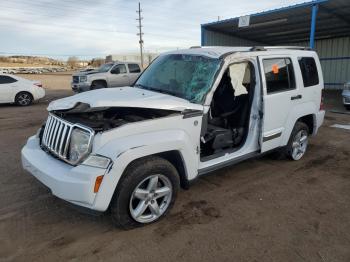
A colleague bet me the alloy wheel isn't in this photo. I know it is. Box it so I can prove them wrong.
[17,93,31,106]
[291,130,308,160]
[129,174,172,223]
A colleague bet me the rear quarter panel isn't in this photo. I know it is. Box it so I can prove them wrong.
[281,52,324,144]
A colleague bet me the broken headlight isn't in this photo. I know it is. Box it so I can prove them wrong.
[69,128,91,163]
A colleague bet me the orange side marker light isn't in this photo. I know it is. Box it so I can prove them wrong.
[94,175,104,193]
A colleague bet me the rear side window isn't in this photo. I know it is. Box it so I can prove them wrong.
[298,57,319,87]
[128,64,141,73]
[0,76,17,84]
[263,58,295,94]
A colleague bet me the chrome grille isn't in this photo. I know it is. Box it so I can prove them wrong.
[41,114,93,164]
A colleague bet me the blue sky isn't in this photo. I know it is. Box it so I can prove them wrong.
[0,0,307,60]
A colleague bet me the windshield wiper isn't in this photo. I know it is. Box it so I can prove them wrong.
[134,83,150,89]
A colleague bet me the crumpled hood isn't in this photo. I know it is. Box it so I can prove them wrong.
[47,86,204,112]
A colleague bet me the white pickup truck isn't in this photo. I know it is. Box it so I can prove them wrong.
[71,62,142,92]
[22,46,325,229]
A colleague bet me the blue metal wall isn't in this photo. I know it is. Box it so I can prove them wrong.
[290,37,350,90]
[202,29,262,47]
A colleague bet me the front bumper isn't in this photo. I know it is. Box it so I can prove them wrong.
[71,82,91,93]
[21,136,107,210]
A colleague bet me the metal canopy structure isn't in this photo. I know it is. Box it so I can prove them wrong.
[201,0,350,48]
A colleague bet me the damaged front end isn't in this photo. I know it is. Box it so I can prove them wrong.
[38,103,180,166]
[51,103,180,132]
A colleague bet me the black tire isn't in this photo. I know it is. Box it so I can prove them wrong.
[283,122,309,161]
[345,105,350,111]
[91,80,107,90]
[110,156,180,229]
[15,92,33,106]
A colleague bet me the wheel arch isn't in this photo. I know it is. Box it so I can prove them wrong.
[280,101,318,146]
[296,114,315,135]
[282,113,316,146]
[104,151,188,213]
[113,150,190,192]
[153,150,190,190]
[91,79,108,88]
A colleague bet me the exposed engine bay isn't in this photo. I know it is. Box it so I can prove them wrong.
[53,103,178,132]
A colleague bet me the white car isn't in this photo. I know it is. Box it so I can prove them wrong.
[342,81,350,110]
[22,46,325,228]
[0,74,45,106]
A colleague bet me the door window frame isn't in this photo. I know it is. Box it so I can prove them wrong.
[261,56,297,95]
[297,56,320,88]
[110,64,127,75]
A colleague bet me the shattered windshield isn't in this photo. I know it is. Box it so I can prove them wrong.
[134,54,221,104]
[98,63,114,72]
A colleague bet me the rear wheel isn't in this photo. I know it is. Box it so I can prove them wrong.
[15,92,33,106]
[285,122,309,161]
[91,80,107,90]
[110,156,180,229]
[345,105,350,111]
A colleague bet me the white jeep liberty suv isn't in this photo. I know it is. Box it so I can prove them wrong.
[22,46,325,228]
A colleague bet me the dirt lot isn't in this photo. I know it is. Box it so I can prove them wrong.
[0,76,350,262]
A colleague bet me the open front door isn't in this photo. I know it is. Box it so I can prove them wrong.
[258,55,301,152]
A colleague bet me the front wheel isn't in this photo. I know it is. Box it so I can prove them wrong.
[285,122,309,161]
[110,156,180,229]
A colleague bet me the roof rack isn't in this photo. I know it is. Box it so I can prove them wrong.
[250,46,313,51]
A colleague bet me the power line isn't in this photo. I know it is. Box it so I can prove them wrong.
[136,2,144,68]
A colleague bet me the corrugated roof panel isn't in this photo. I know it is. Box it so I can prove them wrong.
[202,0,350,45]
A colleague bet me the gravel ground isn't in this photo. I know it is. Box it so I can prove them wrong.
[0,76,349,262]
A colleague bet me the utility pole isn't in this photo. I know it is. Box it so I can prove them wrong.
[136,2,144,69]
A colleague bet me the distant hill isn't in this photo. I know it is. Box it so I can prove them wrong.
[0,55,65,66]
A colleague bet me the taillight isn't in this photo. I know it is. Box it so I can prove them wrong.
[34,83,42,88]
[320,89,325,111]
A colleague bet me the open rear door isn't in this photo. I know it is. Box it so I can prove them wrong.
[258,55,302,152]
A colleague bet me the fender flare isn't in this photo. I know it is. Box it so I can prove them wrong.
[92,129,198,211]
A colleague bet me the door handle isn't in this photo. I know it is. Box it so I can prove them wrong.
[122,75,128,77]
[291,94,302,100]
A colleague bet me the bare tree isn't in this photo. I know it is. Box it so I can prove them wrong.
[67,56,79,68]
[90,58,105,67]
